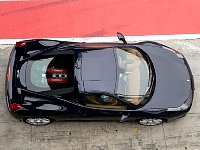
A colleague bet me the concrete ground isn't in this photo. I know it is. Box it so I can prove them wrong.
[0,39,199,150]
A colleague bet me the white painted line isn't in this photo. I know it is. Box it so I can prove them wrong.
[0,34,200,44]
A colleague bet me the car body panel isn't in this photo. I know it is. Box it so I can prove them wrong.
[133,43,192,109]
[78,48,117,93]
[5,39,194,124]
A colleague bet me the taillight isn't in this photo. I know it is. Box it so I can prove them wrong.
[16,42,26,47]
[10,103,22,112]
[7,66,10,81]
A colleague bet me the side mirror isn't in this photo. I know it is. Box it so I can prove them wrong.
[120,114,130,123]
[117,32,127,44]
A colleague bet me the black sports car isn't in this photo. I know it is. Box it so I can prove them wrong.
[5,33,194,126]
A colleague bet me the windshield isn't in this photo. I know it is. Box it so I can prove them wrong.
[25,54,74,95]
[115,47,151,105]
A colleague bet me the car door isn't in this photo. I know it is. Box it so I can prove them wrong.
[76,93,133,121]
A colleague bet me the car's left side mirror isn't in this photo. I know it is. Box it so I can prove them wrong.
[117,32,127,44]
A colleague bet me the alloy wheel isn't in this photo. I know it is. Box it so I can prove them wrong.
[24,117,51,125]
[138,118,163,126]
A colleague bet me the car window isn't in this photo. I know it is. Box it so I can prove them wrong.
[82,93,128,110]
[115,47,150,105]
[25,54,74,95]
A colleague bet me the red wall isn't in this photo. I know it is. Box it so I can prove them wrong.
[0,0,199,39]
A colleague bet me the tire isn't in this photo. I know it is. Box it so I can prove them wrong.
[23,117,52,126]
[138,118,164,126]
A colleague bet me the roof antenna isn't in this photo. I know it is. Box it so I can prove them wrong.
[117,32,127,44]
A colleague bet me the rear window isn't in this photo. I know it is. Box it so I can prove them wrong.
[26,54,74,95]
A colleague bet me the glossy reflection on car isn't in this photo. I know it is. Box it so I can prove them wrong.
[5,33,194,126]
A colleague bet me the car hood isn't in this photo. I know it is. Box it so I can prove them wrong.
[135,43,192,109]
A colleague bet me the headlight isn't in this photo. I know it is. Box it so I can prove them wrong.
[167,103,189,111]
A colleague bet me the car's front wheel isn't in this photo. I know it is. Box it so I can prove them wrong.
[138,118,164,126]
[24,117,52,125]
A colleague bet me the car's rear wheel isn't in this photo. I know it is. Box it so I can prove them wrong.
[24,117,52,125]
[138,118,164,126]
